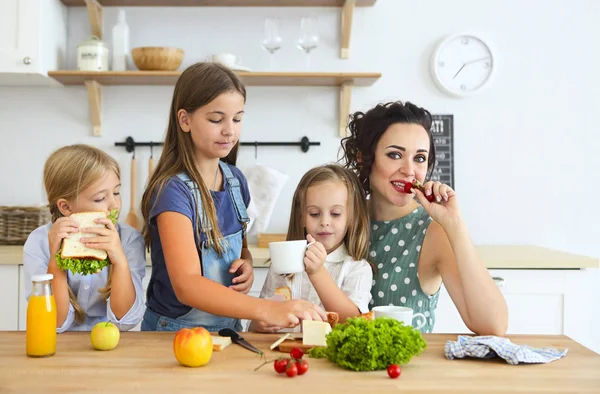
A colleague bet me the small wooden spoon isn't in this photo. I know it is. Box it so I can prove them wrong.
[125,151,140,230]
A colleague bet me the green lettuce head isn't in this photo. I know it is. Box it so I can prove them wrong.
[309,317,427,371]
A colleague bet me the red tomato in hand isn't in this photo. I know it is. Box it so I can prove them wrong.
[290,347,304,360]
[295,359,309,375]
[274,358,289,374]
[286,363,298,377]
[387,364,401,379]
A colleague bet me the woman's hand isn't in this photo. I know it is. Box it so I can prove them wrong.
[304,234,327,275]
[81,218,126,265]
[264,299,327,328]
[413,181,462,229]
[48,217,79,257]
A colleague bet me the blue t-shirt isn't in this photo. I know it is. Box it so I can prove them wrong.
[146,163,250,319]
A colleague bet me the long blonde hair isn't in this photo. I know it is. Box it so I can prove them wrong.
[141,62,247,255]
[44,144,120,323]
[286,164,371,263]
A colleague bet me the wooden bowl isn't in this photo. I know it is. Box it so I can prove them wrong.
[131,47,184,71]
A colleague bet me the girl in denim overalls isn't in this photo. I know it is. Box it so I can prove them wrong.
[140,62,326,332]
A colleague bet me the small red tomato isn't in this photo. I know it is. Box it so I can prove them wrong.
[274,358,289,374]
[290,347,304,360]
[286,363,298,378]
[295,359,309,375]
[387,364,401,379]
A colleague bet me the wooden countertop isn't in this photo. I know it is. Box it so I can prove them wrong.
[0,332,598,393]
[1,244,597,269]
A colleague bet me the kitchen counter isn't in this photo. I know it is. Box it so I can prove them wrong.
[0,332,598,393]
[1,244,597,269]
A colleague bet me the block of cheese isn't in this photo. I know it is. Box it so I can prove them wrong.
[211,336,232,351]
[302,320,332,347]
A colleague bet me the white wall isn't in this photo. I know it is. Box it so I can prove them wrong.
[0,0,598,259]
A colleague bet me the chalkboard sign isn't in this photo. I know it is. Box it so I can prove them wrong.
[430,115,454,189]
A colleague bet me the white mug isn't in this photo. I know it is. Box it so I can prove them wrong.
[211,53,242,68]
[372,306,427,330]
[269,240,314,275]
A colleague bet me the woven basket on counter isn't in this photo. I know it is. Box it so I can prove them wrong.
[0,206,51,245]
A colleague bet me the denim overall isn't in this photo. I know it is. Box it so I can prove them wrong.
[143,162,249,332]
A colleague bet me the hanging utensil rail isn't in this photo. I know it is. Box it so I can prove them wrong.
[115,136,320,153]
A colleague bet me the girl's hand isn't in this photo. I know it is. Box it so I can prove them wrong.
[48,217,79,256]
[252,320,283,333]
[229,258,254,294]
[304,234,327,276]
[412,181,462,229]
[81,218,126,264]
[265,299,327,328]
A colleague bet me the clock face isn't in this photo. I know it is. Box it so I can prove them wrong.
[431,34,495,97]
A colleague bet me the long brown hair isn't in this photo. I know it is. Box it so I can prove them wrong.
[286,164,370,263]
[141,62,247,255]
[44,144,120,323]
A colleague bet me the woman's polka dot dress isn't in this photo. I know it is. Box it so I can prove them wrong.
[369,206,440,333]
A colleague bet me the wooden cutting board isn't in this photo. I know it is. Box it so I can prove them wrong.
[257,233,286,248]
[277,339,324,353]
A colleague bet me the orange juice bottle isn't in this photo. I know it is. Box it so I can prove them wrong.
[26,274,57,357]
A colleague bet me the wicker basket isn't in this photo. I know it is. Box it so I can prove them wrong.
[0,206,51,245]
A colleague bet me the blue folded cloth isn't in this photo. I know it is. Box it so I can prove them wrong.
[445,335,568,365]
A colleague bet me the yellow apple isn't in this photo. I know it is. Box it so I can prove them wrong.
[90,322,120,351]
[173,327,213,367]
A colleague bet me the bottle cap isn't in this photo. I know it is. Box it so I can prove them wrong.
[31,274,54,282]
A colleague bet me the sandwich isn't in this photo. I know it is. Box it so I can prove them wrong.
[55,209,119,275]
[274,285,292,301]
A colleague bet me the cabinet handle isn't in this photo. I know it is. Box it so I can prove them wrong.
[23,57,31,65]
[492,276,506,287]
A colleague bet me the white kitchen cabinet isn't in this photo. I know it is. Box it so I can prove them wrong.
[0,266,19,330]
[0,0,66,84]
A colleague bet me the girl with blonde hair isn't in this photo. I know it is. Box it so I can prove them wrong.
[23,144,146,332]
[251,164,373,332]
[140,62,325,332]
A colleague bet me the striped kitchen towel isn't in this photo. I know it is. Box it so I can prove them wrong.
[444,335,568,365]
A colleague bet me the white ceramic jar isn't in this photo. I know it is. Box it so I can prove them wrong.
[77,36,109,71]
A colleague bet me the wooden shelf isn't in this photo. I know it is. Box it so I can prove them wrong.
[48,70,381,137]
[61,0,375,6]
[48,70,380,86]
[67,0,374,58]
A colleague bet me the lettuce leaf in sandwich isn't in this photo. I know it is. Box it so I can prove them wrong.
[55,209,119,276]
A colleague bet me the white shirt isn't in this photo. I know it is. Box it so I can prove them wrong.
[259,244,373,319]
[23,223,147,333]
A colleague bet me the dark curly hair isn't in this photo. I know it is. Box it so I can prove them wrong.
[339,101,435,195]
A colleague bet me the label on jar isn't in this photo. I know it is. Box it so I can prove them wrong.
[77,46,109,71]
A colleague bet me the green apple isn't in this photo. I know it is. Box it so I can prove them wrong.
[90,322,120,351]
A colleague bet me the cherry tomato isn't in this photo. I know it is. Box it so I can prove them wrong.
[286,363,298,378]
[274,358,289,374]
[387,364,401,379]
[295,359,309,375]
[290,347,304,360]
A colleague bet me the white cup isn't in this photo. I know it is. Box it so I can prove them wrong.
[269,240,314,275]
[211,53,243,68]
[372,306,426,330]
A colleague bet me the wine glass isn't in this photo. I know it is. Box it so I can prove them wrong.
[261,17,283,71]
[296,15,319,70]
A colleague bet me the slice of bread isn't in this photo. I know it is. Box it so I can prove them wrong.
[274,286,292,301]
[211,336,232,351]
[60,211,108,261]
[326,311,339,328]
[358,310,374,321]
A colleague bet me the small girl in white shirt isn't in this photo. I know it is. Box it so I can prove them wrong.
[251,164,373,332]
